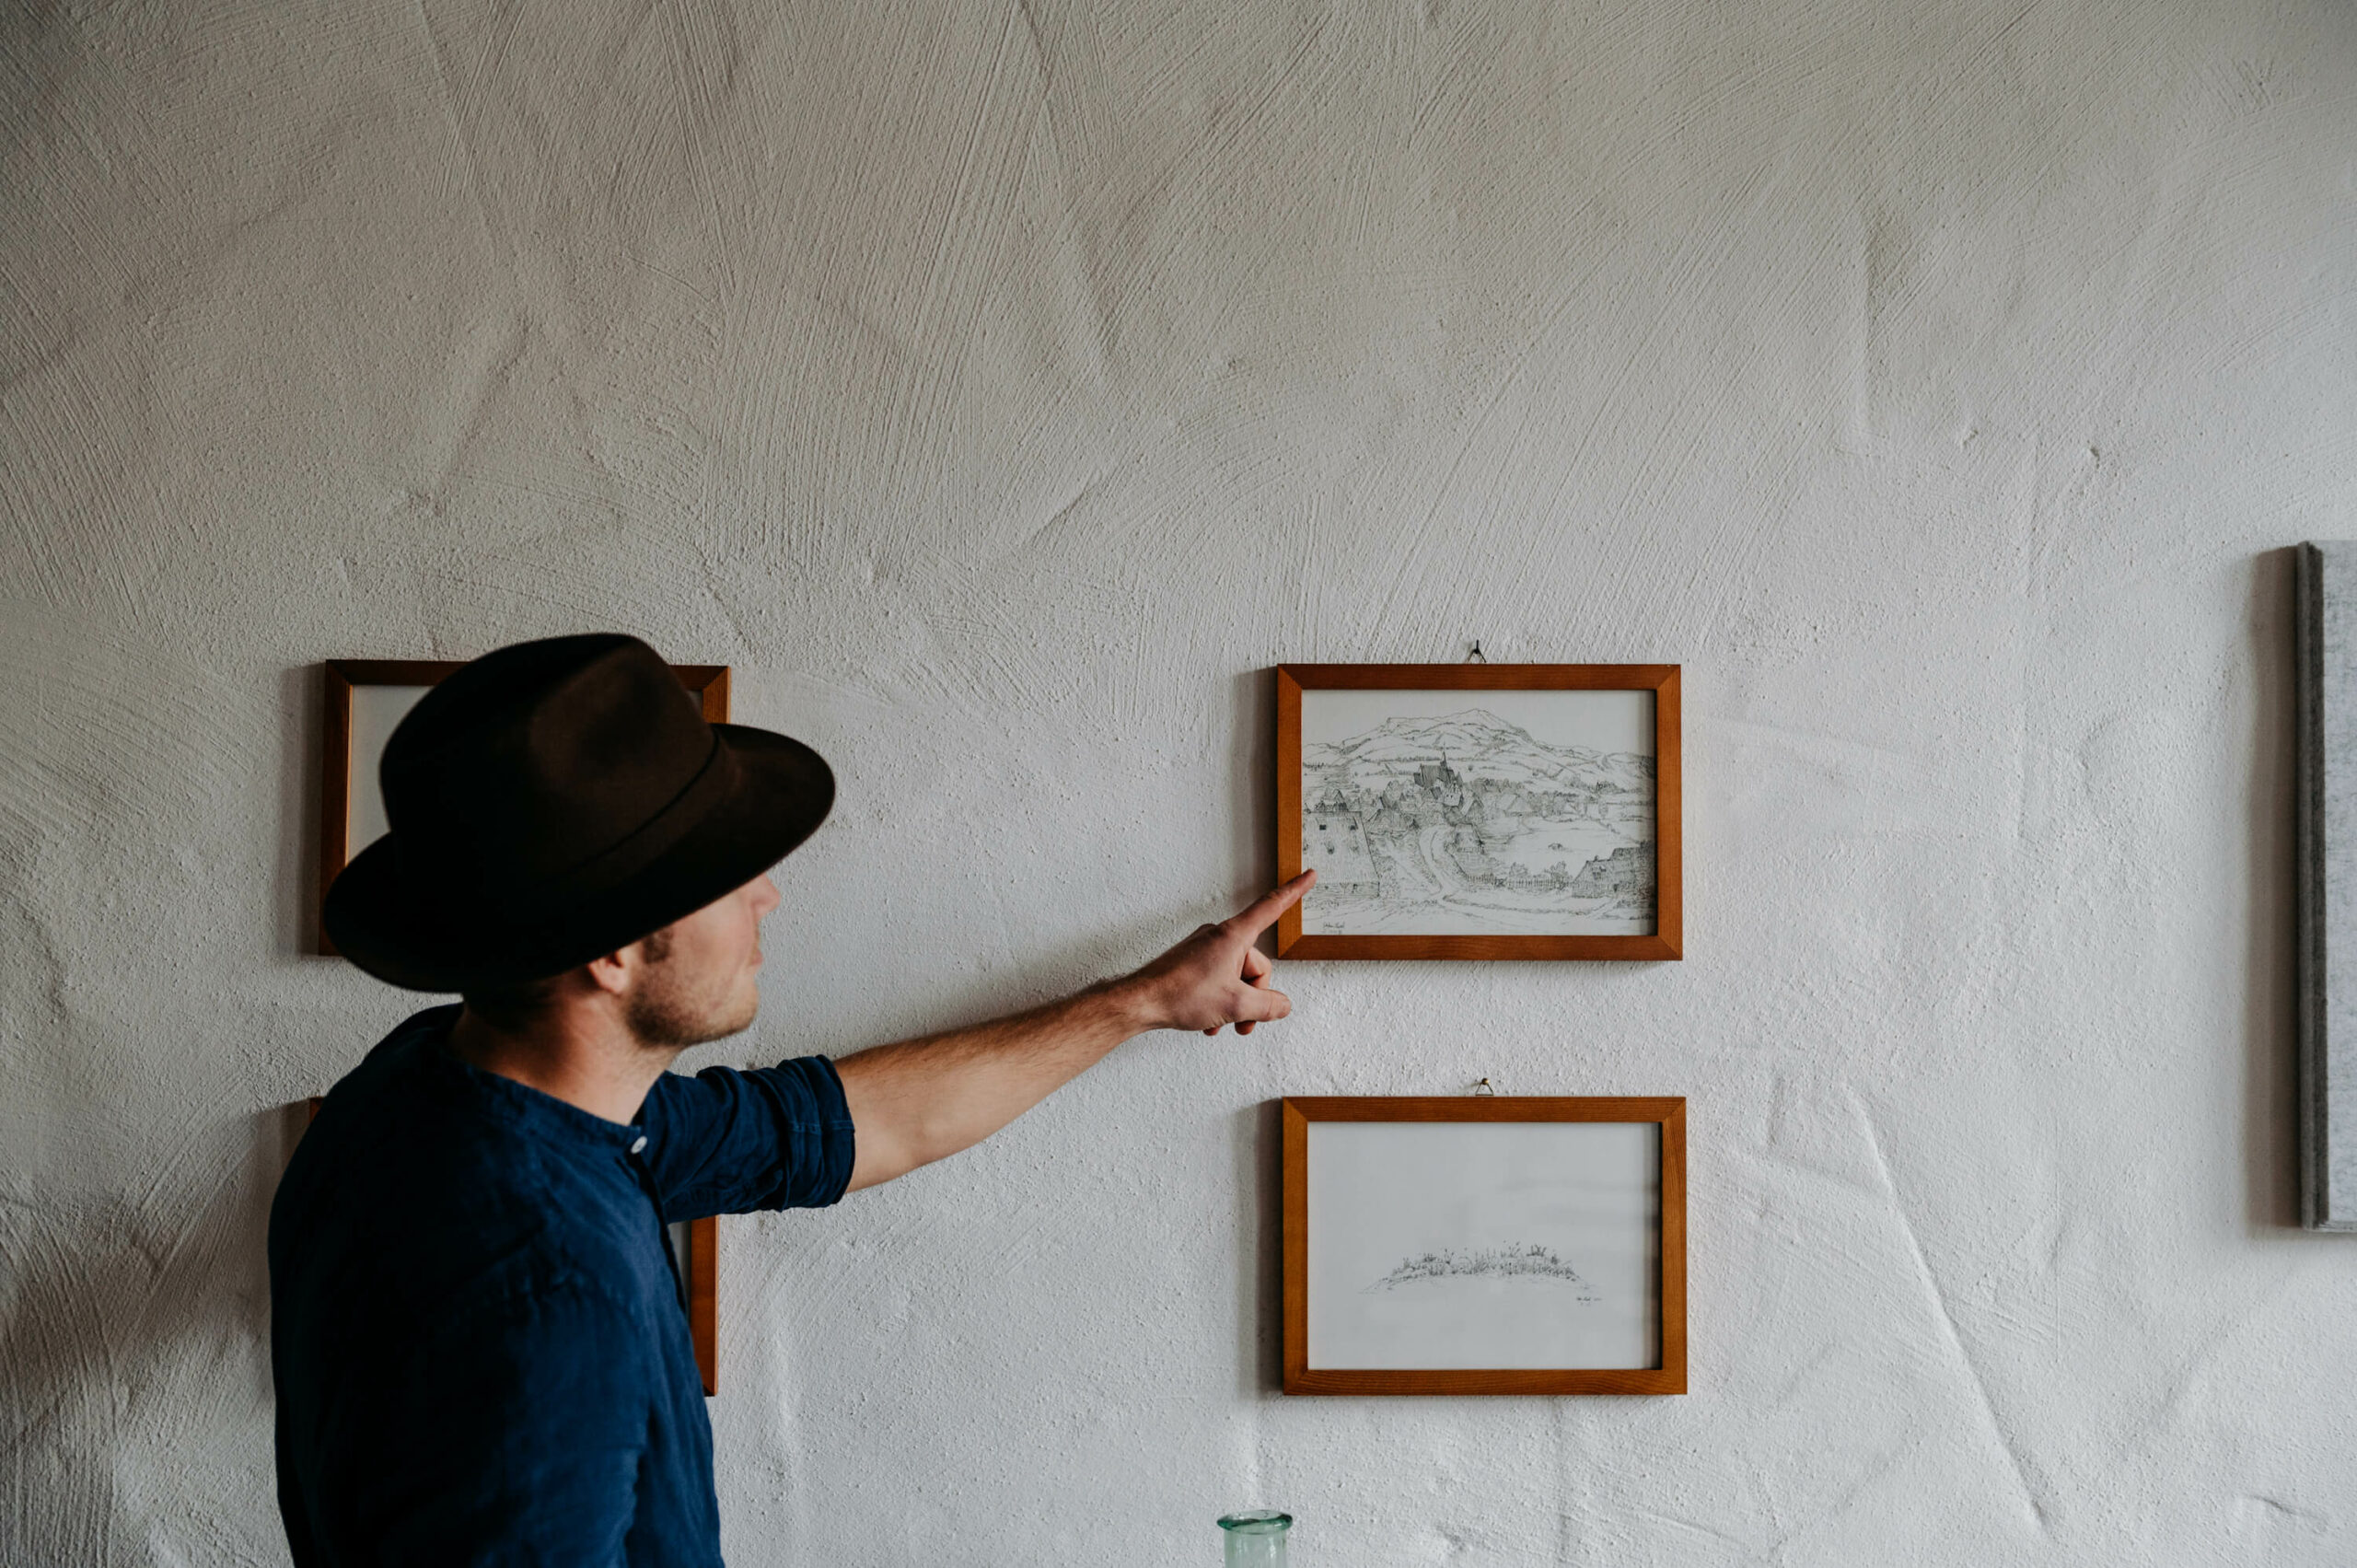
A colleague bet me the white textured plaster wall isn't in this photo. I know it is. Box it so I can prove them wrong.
[4,0,2355,1561]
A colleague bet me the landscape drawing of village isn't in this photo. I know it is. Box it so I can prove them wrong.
[1298,688,1655,936]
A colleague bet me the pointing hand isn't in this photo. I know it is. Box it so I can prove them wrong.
[1120,871,1316,1036]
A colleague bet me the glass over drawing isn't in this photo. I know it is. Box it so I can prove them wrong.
[1297,687,1656,936]
[1306,1120,1660,1370]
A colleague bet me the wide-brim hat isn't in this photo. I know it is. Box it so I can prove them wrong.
[324,633,833,993]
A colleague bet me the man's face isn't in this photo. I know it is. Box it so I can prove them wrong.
[623,871,782,1049]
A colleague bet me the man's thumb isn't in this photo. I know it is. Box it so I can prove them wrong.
[1237,984,1293,1023]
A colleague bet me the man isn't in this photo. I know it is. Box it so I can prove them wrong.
[270,633,1313,1565]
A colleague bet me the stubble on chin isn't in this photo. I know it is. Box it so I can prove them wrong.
[626,968,759,1051]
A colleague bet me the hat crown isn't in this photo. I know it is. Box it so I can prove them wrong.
[379,634,714,883]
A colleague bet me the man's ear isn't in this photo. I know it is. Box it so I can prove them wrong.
[583,948,635,998]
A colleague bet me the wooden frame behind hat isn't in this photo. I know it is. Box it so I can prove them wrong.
[313,656,729,1397]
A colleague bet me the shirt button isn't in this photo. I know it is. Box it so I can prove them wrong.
[630,1136,647,1155]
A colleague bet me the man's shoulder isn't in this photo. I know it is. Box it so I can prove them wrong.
[303,1002,467,1132]
[268,1007,651,1316]
[275,1005,517,1212]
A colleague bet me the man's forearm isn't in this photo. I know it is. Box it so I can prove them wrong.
[828,873,1312,1193]
[831,980,1149,1191]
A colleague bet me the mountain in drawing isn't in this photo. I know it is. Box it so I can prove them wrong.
[1306,710,1652,800]
[1361,1243,1591,1294]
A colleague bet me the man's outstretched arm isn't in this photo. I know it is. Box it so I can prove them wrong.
[832,871,1314,1191]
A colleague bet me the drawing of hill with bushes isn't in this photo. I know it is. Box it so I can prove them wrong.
[1361,1243,1595,1294]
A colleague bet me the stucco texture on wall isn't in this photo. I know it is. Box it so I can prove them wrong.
[4,0,2354,1560]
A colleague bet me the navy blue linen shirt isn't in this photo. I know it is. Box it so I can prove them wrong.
[270,1005,856,1566]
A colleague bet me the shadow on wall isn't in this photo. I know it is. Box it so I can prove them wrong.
[1231,667,1283,1391]
[1237,1100,1285,1396]
[279,663,327,959]
[1233,668,1278,907]
[0,1102,306,1561]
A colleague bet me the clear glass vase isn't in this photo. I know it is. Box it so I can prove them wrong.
[1218,1511,1292,1568]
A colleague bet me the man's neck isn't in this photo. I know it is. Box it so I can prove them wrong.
[447,1005,679,1126]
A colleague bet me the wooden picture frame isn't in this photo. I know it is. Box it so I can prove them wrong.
[316,657,728,1395]
[1275,664,1680,960]
[1281,1096,1686,1396]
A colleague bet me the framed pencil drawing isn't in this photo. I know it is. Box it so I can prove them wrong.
[314,656,729,1395]
[1281,1097,1686,1396]
[1275,664,1680,960]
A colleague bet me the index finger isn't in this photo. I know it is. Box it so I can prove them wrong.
[1223,869,1317,940]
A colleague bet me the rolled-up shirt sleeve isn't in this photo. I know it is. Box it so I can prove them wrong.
[637,1055,857,1221]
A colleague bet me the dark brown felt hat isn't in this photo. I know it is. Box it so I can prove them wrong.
[324,633,834,993]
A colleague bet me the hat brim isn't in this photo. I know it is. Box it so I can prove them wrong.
[325,725,834,993]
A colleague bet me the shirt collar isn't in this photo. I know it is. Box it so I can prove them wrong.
[401,1004,647,1148]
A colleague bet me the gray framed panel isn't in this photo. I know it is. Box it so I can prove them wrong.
[2298,543,2357,1229]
